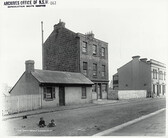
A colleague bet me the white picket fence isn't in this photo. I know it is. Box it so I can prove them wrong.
[2,94,41,115]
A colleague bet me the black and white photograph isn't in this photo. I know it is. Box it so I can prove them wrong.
[0,0,167,136]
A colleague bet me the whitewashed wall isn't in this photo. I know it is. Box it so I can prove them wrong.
[118,90,147,99]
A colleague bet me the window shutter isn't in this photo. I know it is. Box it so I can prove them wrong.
[43,87,47,99]
[52,87,55,99]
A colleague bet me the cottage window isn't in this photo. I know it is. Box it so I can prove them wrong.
[101,47,105,57]
[82,87,87,99]
[83,62,88,76]
[43,87,55,100]
[93,63,97,77]
[82,41,87,53]
[102,65,105,77]
[93,44,97,55]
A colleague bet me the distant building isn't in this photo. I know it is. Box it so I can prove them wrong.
[0,83,11,97]
[10,60,93,108]
[43,21,109,100]
[113,56,166,97]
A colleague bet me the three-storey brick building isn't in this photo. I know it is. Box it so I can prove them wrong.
[43,21,109,100]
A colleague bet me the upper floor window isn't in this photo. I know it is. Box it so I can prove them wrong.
[83,62,88,76]
[101,47,105,57]
[82,41,87,53]
[113,75,118,81]
[93,44,97,55]
[102,65,105,77]
[153,69,157,79]
[164,72,166,80]
[159,71,163,80]
[43,87,55,100]
[93,63,97,77]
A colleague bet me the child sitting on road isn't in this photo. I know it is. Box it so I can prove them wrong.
[47,119,56,127]
[38,117,46,127]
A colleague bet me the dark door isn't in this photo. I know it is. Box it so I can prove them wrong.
[157,85,159,96]
[59,86,65,106]
[97,84,102,99]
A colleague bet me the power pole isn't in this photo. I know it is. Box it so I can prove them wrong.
[41,21,44,69]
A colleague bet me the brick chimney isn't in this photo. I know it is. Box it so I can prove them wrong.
[25,60,34,73]
[132,55,140,60]
[54,19,65,30]
[86,31,94,38]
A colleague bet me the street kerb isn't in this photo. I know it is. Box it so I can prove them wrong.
[93,108,166,136]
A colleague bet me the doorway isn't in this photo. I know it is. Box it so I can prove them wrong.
[97,84,102,99]
[59,86,65,106]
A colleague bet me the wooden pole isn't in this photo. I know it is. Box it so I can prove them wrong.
[41,21,44,69]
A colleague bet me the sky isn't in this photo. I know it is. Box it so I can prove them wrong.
[0,0,168,87]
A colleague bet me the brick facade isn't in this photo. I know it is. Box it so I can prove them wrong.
[43,21,109,99]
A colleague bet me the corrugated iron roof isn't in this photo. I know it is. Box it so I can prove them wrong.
[31,69,93,85]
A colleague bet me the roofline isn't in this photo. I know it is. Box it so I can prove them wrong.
[76,33,108,44]
[40,83,93,87]
[117,60,132,71]
[9,72,25,94]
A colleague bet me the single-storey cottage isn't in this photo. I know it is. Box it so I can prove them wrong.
[10,60,94,108]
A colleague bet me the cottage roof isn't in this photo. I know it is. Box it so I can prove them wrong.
[31,69,94,85]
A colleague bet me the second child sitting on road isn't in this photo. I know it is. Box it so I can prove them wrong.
[47,119,56,127]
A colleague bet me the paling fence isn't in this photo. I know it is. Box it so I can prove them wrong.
[2,94,41,115]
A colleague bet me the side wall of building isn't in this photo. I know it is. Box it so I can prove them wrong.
[118,61,133,90]
[10,72,40,96]
[139,61,151,97]
[43,27,80,72]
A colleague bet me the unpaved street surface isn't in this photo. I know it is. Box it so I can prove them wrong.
[106,110,165,136]
[2,98,166,136]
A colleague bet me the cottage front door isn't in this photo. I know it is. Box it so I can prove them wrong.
[59,86,65,106]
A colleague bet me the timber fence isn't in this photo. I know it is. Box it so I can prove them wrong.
[2,94,41,115]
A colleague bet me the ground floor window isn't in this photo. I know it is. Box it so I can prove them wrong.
[162,85,166,95]
[43,87,55,100]
[102,84,107,92]
[92,84,96,92]
[153,84,155,94]
[82,87,87,99]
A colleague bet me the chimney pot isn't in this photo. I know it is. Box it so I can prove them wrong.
[140,58,147,62]
[25,60,34,73]
[132,55,140,59]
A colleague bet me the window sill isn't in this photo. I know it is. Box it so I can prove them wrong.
[44,98,54,101]
[81,96,87,99]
